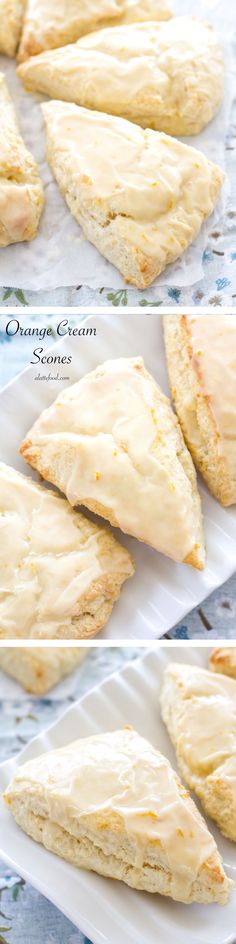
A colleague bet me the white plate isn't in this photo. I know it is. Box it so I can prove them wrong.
[0,646,235,944]
[1,312,236,640]
[0,0,234,292]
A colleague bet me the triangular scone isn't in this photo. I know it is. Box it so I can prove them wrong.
[210,648,236,680]
[0,647,88,694]
[163,315,236,506]
[17,0,123,61]
[0,0,24,55]
[0,462,134,640]
[3,727,232,904]
[20,357,205,569]
[160,663,236,842]
[18,18,224,137]
[40,103,224,288]
[0,74,44,247]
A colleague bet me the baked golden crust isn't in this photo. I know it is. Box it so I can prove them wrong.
[161,662,236,842]
[3,727,232,904]
[163,315,236,506]
[20,356,205,569]
[210,648,236,680]
[0,647,88,693]
[0,461,134,640]
[0,73,44,247]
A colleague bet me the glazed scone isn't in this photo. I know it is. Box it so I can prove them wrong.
[163,315,236,506]
[18,18,224,136]
[3,727,232,905]
[41,104,223,289]
[17,0,171,61]
[0,462,134,640]
[0,0,24,55]
[17,0,123,61]
[0,74,44,247]
[209,648,236,680]
[160,663,236,842]
[0,648,88,694]
[20,357,205,569]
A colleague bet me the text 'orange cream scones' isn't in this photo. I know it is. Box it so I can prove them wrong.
[209,648,236,680]
[163,315,236,506]
[17,0,123,61]
[0,0,24,55]
[40,104,224,288]
[20,357,205,569]
[0,74,44,247]
[3,727,232,904]
[0,647,88,694]
[160,663,236,842]
[18,18,224,137]
[0,462,134,640]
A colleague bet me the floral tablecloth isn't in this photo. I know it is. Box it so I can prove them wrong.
[0,647,140,944]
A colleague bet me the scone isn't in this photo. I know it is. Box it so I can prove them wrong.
[40,103,223,289]
[18,18,224,136]
[3,727,232,905]
[17,0,124,61]
[163,315,236,506]
[20,356,205,569]
[104,0,172,25]
[0,0,24,55]
[0,647,88,694]
[160,663,236,842]
[209,648,236,680]
[17,0,171,61]
[0,74,44,248]
[0,462,134,640]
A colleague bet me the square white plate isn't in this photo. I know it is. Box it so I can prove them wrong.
[1,313,236,640]
[0,646,235,944]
